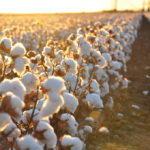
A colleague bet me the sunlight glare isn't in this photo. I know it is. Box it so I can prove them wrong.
[0,0,147,13]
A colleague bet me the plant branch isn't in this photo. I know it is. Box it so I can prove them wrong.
[26,85,39,134]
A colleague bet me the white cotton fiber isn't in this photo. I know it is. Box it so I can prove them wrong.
[86,93,104,108]
[61,134,83,150]
[40,93,64,118]
[41,76,65,93]
[0,78,26,101]
[63,92,79,113]
[61,113,78,136]
[16,135,43,150]
[35,120,57,149]
[21,72,39,94]
[11,43,26,56]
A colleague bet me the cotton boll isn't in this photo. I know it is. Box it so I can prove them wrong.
[0,79,11,95]
[110,38,117,49]
[86,93,104,108]
[36,98,45,110]
[77,64,88,81]
[34,120,57,149]
[29,62,38,72]
[61,134,83,150]
[77,27,84,35]
[61,58,78,74]
[64,73,77,91]
[94,66,108,82]
[0,37,12,53]
[0,78,26,101]
[3,122,21,139]
[14,56,29,75]
[16,135,43,150]
[78,129,84,140]
[85,117,94,122]
[121,78,129,89]
[100,82,109,97]
[44,56,53,68]
[110,61,123,70]
[90,50,107,68]
[55,65,66,77]
[22,109,40,124]
[8,127,21,139]
[111,81,120,90]
[0,113,12,132]
[42,46,52,56]
[11,43,26,57]
[98,127,109,134]
[40,93,64,118]
[90,79,100,94]
[96,37,103,46]
[79,125,93,140]
[100,29,109,36]
[1,92,24,122]
[79,125,93,141]
[21,72,39,94]
[42,46,55,58]
[117,50,125,60]
[102,53,112,63]
[63,92,79,113]
[35,54,41,61]
[11,78,26,101]
[84,125,93,133]
[108,69,122,81]
[61,113,78,136]
[41,76,65,93]
[55,50,64,63]
[77,36,92,56]
[47,92,64,104]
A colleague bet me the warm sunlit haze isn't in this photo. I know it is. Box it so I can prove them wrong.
[0,0,149,13]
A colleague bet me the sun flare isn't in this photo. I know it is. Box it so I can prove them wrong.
[0,0,147,13]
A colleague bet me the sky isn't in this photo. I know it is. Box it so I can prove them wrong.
[0,0,148,13]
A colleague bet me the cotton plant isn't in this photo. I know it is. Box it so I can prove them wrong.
[60,113,78,136]
[60,134,83,150]
[10,43,29,76]
[62,92,79,113]
[34,120,57,149]
[77,35,92,56]
[29,54,42,72]
[0,113,21,149]
[40,76,65,119]
[0,14,142,150]
[61,58,78,74]
[16,135,43,150]
[0,78,26,101]
[22,109,40,125]
[0,37,12,54]
[1,92,24,122]
[85,93,104,109]
[64,73,78,91]
[21,72,39,94]
[0,55,12,81]
[79,125,93,141]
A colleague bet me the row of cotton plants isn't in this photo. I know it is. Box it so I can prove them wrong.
[0,13,140,52]
[0,14,142,150]
[0,14,106,52]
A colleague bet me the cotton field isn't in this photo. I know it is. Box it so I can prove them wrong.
[0,13,148,150]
